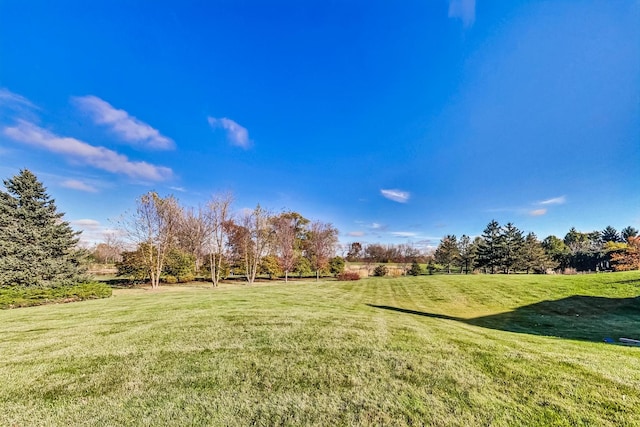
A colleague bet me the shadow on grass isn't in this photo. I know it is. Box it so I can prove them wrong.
[368,295,640,342]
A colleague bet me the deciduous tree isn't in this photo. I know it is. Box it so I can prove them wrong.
[239,205,272,284]
[305,221,338,281]
[205,193,233,287]
[271,211,308,282]
[121,191,182,289]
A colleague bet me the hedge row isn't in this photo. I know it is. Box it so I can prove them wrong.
[0,282,112,309]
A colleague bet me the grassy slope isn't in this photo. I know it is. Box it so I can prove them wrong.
[1,273,639,426]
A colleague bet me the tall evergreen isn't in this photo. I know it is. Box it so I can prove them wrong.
[434,234,459,274]
[501,222,524,273]
[601,226,621,243]
[476,220,503,274]
[457,234,477,274]
[0,169,86,287]
[521,232,553,273]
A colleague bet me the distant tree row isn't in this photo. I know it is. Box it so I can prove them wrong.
[115,192,341,288]
[432,221,640,274]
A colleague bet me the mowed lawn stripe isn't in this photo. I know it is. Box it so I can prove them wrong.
[1,273,639,426]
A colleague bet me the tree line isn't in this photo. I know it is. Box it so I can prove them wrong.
[429,220,639,274]
[115,191,341,288]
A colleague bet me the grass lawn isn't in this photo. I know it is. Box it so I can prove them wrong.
[1,272,639,426]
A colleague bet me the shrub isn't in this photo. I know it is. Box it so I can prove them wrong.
[329,256,346,276]
[163,275,178,284]
[0,282,112,309]
[336,272,360,281]
[177,274,195,283]
[373,265,388,277]
[408,261,422,276]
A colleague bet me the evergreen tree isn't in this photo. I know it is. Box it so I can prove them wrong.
[408,260,422,276]
[457,234,476,274]
[521,232,553,273]
[601,226,621,243]
[621,226,638,241]
[476,220,503,274]
[434,235,459,274]
[0,169,86,287]
[501,222,524,274]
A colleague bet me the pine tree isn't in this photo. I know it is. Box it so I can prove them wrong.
[0,169,86,287]
[457,234,477,274]
[476,220,503,274]
[434,234,459,274]
[501,222,524,274]
[521,232,553,273]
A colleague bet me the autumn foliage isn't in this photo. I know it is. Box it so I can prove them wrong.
[610,237,640,271]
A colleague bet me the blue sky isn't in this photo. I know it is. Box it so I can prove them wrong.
[1,0,639,249]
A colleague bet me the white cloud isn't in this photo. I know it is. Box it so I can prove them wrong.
[448,0,476,28]
[169,186,186,193]
[70,219,125,246]
[62,179,98,193]
[3,120,173,181]
[380,189,410,203]
[529,209,547,216]
[390,231,418,238]
[208,116,252,149]
[73,95,174,150]
[347,231,365,237]
[71,219,102,228]
[539,196,566,205]
[0,88,38,110]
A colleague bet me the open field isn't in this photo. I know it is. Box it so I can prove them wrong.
[1,273,639,426]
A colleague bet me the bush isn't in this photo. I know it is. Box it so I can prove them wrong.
[329,256,346,276]
[336,272,360,281]
[177,274,195,283]
[408,261,422,276]
[373,265,388,277]
[163,275,178,284]
[0,282,112,309]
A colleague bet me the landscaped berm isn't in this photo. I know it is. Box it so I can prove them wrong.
[1,273,639,426]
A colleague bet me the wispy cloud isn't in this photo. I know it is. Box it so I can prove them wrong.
[539,196,566,205]
[72,219,101,228]
[390,231,418,238]
[70,219,124,246]
[208,117,252,149]
[0,88,38,110]
[3,120,173,181]
[448,0,476,28]
[380,189,410,203]
[529,209,547,216]
[62,179,98,193]
[169,186,186,193]
[347,231,365,237]
[73,95,174,150]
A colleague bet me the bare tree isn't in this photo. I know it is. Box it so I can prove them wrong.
[176,206,210,274]
[271,211,309,282]
[205,193,233,287]
[306,220,338,281]
[398,243,419,275]
[239,205,272,284]
[121,192,182,289]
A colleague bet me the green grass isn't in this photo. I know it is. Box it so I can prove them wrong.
[1,273,639,426]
